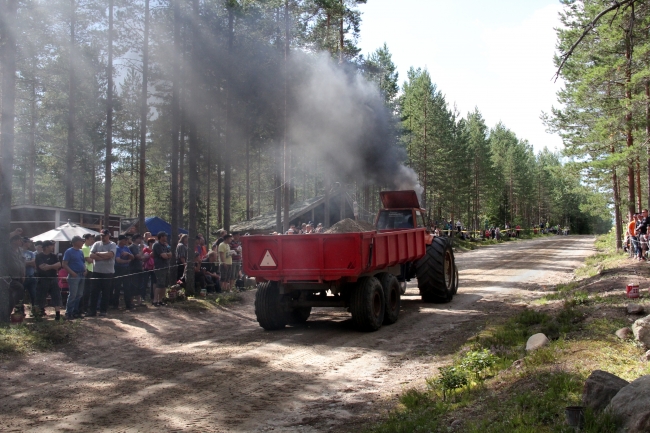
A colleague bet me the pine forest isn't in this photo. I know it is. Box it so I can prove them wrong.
[0,0,622,247]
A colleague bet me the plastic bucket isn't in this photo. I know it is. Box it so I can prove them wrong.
[627,283,640,298]
[565,406,585,429]
[200,289,207,298]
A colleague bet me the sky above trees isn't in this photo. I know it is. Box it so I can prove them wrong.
[357,0,564,153]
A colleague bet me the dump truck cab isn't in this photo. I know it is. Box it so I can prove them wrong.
[375,190,432,244]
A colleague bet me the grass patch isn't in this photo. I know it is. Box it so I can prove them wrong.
[0,321,78,356]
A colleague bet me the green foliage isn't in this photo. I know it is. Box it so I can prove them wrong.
[429,366,468,401]
[460,349,498,381]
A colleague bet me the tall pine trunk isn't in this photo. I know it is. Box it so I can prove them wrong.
[65,0,76,209]
[223,6,234,231]
[282,0,291,232]
[186,0,201,294]
[104,0,114,229]
[0,0,18,320]
[138,0,149,239]
[170,0,180,260]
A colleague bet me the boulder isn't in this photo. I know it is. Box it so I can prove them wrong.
[581,370,629,412]
[525,333,549,351]
[615,327,634,340]
[607,375,650,433]
[627,304,645,315]
[632,315,650,348]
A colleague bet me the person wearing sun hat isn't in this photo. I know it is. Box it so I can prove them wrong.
[62,236,87,319]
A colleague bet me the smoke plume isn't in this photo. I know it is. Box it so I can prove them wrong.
[287,53,423,197]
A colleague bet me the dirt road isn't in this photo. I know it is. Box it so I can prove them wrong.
[0,235,595,432]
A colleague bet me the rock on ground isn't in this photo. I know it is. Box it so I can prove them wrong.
[627,304,645,315]
[632,315,650,348]
[525,333,549,351]
[582,370,629,412]
[607,375,650,433]
[615,327,634,340]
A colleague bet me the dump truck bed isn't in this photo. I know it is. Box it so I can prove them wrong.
[242,228,427,283]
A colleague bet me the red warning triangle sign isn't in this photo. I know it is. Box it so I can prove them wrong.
[260,250,277,267]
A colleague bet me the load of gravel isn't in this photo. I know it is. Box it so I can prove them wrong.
[324,218,376,234]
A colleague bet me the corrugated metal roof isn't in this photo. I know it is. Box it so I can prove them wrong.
[231,193,336,232]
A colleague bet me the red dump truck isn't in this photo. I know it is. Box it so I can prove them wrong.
[242,190,458,331]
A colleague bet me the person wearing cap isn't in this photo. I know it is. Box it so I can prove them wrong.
[88,229,117,316]
[62,236,87,320]
[112,234,134,310]
[152,231,172,306]
[35,240,62,319]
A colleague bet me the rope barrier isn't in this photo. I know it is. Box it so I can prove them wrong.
[0,262,241,281]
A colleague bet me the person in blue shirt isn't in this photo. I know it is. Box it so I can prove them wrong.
[113,235,134,310]
[62,236,87,320]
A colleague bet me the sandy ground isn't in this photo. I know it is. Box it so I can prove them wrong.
[0,235,595,433]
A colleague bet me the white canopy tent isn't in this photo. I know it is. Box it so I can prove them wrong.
[30,221,101,242]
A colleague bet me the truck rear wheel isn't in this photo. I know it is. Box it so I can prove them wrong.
[378,273,400,325]
[350,276,385,332]
[255,281,288,330]
[416,237,455,303]
[453,264,459,295]
[287,307,311,324]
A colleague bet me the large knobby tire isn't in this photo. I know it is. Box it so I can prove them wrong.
[416,237,455,303]
[452,264,459,295]
[349,276,385,332]
[287,307,312,325]
[255,281,287,330]
[378,273,400,325]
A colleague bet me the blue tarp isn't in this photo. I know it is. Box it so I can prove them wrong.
[145,216,188,235]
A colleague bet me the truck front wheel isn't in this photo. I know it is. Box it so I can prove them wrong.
[416,237,455,303]
[350,276,385,332]
[255,281,288,330]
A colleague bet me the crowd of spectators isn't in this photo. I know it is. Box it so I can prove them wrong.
[626,210,650,260]
[4,227,248,321]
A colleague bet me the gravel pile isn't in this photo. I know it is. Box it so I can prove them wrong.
[324,218,376,234]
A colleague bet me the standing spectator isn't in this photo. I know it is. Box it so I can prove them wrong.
[88,229,116,317]
[80,234,96,315]
[6,235,26,318]
[456,220,462,233]
[143,237,156,302]
[129,234,146,307]
[628,213,638,258]
[218,234,233,292]
[176,234,188,281]
[152,231,172,306]
[213,229,227,250]
[62,236,86,320]
[113,235,134,310]
[22,238,37,316]
[636,209,650,260]
[35,240,62,320]
[230,232,242,289]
